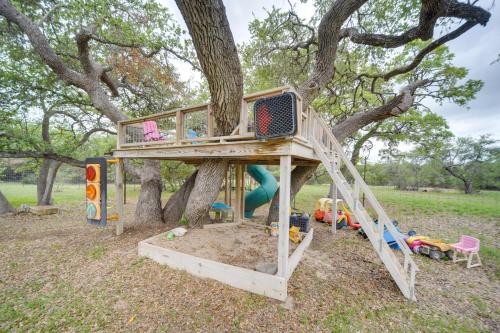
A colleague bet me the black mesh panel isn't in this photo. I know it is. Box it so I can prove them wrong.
[254,92,297,139]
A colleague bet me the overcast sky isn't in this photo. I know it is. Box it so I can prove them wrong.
[162,0,500,146]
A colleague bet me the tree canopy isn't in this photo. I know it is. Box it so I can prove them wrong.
[0,0,493,223]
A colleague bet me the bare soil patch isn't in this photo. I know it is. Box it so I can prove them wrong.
[1,201,498,332]
[147,224,299,270]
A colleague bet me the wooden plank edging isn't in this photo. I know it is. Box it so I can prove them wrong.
[286,228,314,280]
[138,238,288,301]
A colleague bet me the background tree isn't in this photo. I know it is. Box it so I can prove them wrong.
[1,0,493,227]
[440,135,498,194]
[0,0,192,223]
[241,0,490,223]
[164,0,491,226]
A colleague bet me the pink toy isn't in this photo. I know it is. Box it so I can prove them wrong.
[408,240,423,250]
[451,235,482,268]
[143,120,164,141]
[324,211,333,224]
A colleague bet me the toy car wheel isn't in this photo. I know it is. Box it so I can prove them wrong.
[445,250,454,259]
[429,250,443,260]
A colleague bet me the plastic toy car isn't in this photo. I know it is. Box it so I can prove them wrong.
[407,236,454,260]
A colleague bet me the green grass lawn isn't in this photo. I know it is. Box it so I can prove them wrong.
[294,184,500,219]
[0,182,142,208]
[1,182,499,332]
[3,182,499,219]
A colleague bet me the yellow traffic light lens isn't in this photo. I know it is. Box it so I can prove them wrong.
[86,184,97,199]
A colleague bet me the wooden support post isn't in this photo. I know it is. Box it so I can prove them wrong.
[278,155,291,277]
[331,182,337,234]
[224,167,230,205]
[207,105,214,138]
[235,164,243,223]
[123,173,127,204]
[115,158,125,236]
[117,122,125,148]
[229,165,233,207]
[175,110,183,144]
[240,164,246,220]
[296,95,302,137]
[353,179,360,211]
[378,214,384,251]
[240,100,248,135]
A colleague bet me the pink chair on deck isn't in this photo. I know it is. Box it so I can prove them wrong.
[451,235,482,268]
[143,120,164,141]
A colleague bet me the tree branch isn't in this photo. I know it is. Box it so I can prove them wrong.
[0,151,85,168]
[0,0,86,88]
[332,80,430,141]
[341,0,490,48]
[361,20,478,81]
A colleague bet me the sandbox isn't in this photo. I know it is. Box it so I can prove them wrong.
[139,223,314,301]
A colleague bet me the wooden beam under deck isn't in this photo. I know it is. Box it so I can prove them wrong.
[113,138,320,163]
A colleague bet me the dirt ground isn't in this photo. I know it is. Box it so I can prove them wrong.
[148,224,299,271]
[0,202,499,332]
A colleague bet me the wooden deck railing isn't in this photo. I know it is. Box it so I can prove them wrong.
[116,86,311,149]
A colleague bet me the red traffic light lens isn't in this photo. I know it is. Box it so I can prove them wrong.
[86,166,96,181]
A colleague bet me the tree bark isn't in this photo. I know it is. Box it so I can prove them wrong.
[163,170,198,226]
[134,160,163,226]
[464,180,473,194]
[0,190,15,214]
[0,0,163,227]
[444,165,473,194]
[165,0,243,226]
[37,159,62,205]
[185,159,228,227]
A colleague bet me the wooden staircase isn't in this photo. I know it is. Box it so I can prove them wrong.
[308,108,418,301]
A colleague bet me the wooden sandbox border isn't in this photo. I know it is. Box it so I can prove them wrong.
[138,227,314,301]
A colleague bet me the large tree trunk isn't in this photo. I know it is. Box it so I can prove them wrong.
[0,190,15,214]
[162,170,198,226]
[185,159,228,227]
[166,0,243,226]
[444,166,473,195]
[134,160,163,226]
[464,180,473,194]
[37,159,62,205]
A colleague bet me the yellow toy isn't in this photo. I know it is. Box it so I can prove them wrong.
[289,226,302,243]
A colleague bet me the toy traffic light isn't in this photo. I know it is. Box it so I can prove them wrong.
[85,157,107,225]
[254,92,297,139]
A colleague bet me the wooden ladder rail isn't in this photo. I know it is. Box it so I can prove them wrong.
[308,107,418,301]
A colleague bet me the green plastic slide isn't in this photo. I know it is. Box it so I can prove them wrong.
[244,165,278,218]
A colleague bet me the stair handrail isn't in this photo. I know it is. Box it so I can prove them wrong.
[307,108,418,273]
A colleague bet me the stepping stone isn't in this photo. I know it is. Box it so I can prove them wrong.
[30,206,59,216]
[255,262,277,275]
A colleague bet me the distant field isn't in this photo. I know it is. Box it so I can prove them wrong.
[3,182,499,219]
[0,182,141,208]
[295,185,500,219]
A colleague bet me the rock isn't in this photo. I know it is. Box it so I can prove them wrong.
[255,262,277,275]
[280,296,294,310]
[316,270,328,280]
[113,299,128,311]
[30,206,59,216]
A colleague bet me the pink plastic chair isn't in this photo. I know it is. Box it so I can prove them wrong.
[451,235,482,268]
[143,120,164,141]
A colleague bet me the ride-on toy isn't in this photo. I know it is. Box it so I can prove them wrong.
[406,236,454,260]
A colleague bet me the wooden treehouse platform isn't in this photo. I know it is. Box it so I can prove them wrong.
[111,86,418,302]
[113,86,320,165]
